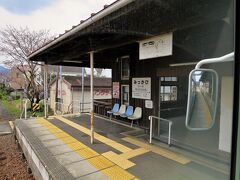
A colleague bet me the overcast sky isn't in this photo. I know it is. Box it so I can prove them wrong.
[0,0,115,67]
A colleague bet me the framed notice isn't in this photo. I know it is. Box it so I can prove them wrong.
[132,78,151,99]
[145,100,153,109]
[112,82,120,99]
[139,32,173,60]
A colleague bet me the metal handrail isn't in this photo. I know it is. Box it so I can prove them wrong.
[55,101,91,114]
[148,115,173,145]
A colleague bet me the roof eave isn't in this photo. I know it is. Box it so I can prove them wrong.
[28,0,134,61]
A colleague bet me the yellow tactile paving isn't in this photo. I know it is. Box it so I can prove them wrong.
[48,128,63,133]
[122,137,191,165]
[102,166,135,180]
[120,148,150,159]
[88,156,114,170]
[102,151,135,170]
[75,148,99,159]
[36,118,137,179]
[60,136,78,144]
[55,116,132,153]
[54,132,69,138]
[96,136,132,153]
[67,142,88,151]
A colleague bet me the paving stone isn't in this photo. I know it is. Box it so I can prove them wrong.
[65,160,99,178]
[39,134,57,141]
[76,171,108,180]
[55,151,84,165]
[49,144,73,155]
[42,139,65,147]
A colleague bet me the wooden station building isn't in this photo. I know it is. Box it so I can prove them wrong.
[29,0,234,158]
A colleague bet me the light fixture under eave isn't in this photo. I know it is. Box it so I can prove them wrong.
[62,60,83,63]
[169,62,198,67]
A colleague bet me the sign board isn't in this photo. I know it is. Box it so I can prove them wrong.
[112,82,120,99]
[145,100,153,109]
[94,89,112,99]
[139,32,173,60]
[132,78,151,99]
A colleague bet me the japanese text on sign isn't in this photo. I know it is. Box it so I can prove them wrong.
[132,78,151,99]
[139,32,173,60]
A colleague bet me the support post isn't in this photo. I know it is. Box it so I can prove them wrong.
[46,65,49,116]
[44,64,48,118]
[60,66,63,114]
[90,52,94,144]
[24,99,27,119]
[168,122,172,146]
[149,116,153,144]
[81,67,85,113]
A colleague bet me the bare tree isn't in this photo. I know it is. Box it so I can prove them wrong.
[0,25,52,106]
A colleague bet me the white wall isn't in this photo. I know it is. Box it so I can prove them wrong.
[49,80,71,113]
[72,90,91,113]
[219,76,233,153]
[71,88,112,113]
[50,83,112,114]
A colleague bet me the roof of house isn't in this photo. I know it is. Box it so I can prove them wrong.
[48,65,83,74]
[61,76,111,87]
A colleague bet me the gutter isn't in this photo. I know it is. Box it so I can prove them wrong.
[28,0,135,60]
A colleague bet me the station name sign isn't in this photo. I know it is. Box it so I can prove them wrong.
[139,32,173,60]
[132,77,151,99]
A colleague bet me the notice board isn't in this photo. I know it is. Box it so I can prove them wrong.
[132,77,151,99]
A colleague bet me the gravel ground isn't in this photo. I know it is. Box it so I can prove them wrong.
[0,134,34,180]
[0,102,34,180]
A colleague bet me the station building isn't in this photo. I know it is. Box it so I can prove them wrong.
[29,0,234,162]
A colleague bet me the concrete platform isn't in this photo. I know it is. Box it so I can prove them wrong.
[15,114,229,180]
[0,121,12,135]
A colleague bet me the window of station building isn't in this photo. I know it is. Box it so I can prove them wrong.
[121,56,130,80]
[161,76,178,82]
[56,98,63,111]
[121,85,129,105]
[160,86,177,102]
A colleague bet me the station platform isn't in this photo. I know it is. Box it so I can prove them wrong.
[15,114,228,180]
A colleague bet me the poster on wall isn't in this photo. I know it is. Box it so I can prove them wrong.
[139,32,173,60]
[132,78,151,99]
[112,82,120,99]
[94,89,112,99]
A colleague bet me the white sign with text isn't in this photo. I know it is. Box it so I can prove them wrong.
[132,77,151,99]
[139,32,173,60]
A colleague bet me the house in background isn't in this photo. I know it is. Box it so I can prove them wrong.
[0,66,10,86]
[48,65,84,77]
[8,66,28,92]
[50,76,112,114]
[47,65,111,78]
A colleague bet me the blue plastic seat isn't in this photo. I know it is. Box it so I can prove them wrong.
[107,103,119,114]
[120,106,134,118]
